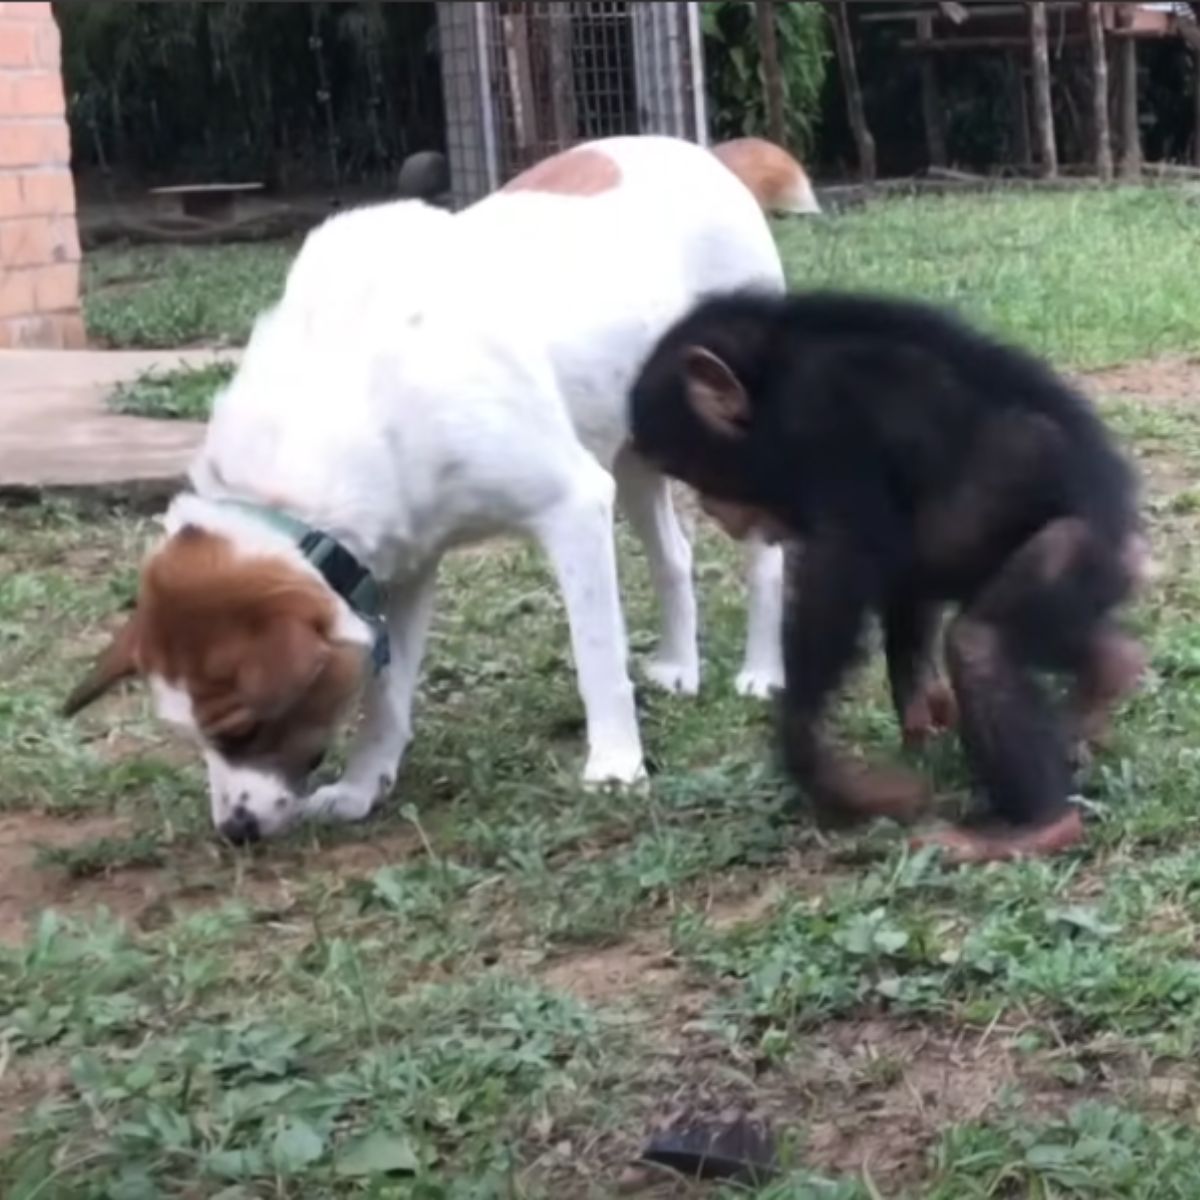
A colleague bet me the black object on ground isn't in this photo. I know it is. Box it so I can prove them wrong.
[640,1116,778,1185]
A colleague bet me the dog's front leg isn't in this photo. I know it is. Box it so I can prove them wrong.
[737,535,786,698]
[534,466,646,786]
[306,566,438,823]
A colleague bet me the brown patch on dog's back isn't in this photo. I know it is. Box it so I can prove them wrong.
[501,146,621,197]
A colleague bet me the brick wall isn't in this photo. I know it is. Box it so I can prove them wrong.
[0,1,84,349]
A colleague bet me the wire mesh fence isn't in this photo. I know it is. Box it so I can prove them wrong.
[438,1,704,208]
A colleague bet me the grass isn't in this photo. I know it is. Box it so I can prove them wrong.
[89,185,1200,420]
[108,360,236,421]
[3,187,1199,1194]
[84,241,294,349]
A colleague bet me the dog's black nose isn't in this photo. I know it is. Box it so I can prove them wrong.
[219,806,261,846]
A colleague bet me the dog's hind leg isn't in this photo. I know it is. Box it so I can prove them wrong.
[614,446,700,695]
[736,536,785,698]
[533,456,646,786]
[306,564,438,823]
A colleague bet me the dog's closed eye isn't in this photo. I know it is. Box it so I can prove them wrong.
[212,723,263,759]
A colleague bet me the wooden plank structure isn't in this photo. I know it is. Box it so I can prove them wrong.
[857,2,1199,175]
[149,182,264,221]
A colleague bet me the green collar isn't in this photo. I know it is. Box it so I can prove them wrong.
[218,500,390,672]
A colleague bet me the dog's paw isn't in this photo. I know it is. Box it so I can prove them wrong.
[735,664,784,699]
[644,653,700,696]
[582,746,647,788]
[304,776,391,824]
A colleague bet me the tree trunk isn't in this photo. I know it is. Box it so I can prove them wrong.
[1085,2,1113,180]
[828,0,876,182]
[756,0,787,149]
[918,13,947,168]
[1028,2,1058,177]
[1118,6,1141,177]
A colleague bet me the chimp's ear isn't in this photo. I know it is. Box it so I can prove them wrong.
[681,346,750,438]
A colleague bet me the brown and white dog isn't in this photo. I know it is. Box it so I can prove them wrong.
[64,135,819,842]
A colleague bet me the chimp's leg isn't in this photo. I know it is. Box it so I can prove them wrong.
[781,537,930,823]
[921,518,1134,863]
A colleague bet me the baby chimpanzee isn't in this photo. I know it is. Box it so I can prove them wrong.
[629,291,1147,863]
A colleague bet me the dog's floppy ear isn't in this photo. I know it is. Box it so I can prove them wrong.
[682,346,750,438]
[62,614,143,717]
[235,617,332,721]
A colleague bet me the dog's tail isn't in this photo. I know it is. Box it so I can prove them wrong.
[712,137,820,215]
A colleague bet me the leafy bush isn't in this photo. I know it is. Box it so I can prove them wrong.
[702,0,829,157]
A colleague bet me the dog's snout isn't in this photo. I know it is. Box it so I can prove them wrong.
[219,805,262,846]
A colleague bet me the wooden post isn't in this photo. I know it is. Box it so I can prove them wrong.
[1008,54,1033,168]
[756,0,787,149]
[1182,3,1200,165]
[1085,1,1113,180]
[1118,5,1141,178]
[828,0,876,183]
[1195,51,1200,166]
[1028,1,1058,177]
[547,4,577,150]
[502,11,538,160]
[918,13,948,168]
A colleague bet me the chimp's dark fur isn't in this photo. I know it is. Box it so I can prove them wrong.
[629,290,1143,832]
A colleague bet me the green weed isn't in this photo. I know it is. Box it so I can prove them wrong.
[108,360,235,421]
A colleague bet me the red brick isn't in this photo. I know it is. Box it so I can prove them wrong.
[34,18,59,68]
[0,22,37,68]
[0,214,50,266]
[0,212,77,267]
[0,310,85,349]
[0,265,33,319]
[12,71,64,118]
[0,4,53,19]
[0,120,70,168]
[33,260,78,311]
[0,172,21,218]
[21,168,74,215]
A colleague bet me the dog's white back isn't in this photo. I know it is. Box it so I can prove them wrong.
[70,136,815,840]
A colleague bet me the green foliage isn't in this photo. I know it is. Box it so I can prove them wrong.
[702,0,829,156]
[55,1,442,187]
[928,1103,1200,1199]
[35,832,166,878]
[775,186,1200,369]
[108,361,236,422]
[84,241,292,348]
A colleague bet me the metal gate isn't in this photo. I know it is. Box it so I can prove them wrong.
[437,1,706,208]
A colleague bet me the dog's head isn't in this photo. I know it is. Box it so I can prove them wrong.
[64,524,370,842]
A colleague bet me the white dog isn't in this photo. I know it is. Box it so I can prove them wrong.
[64,135,819,842]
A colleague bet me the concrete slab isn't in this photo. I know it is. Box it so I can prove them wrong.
[0,349,235,492]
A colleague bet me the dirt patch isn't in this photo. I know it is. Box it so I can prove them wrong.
[1078,356,1200,406]
[540,931,684,1007]
[0,811,426,944]
[601,1013,1128,1195]
[786,1018,1111,1184]
[0,1055,70,1151]
[0,813,159,942]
